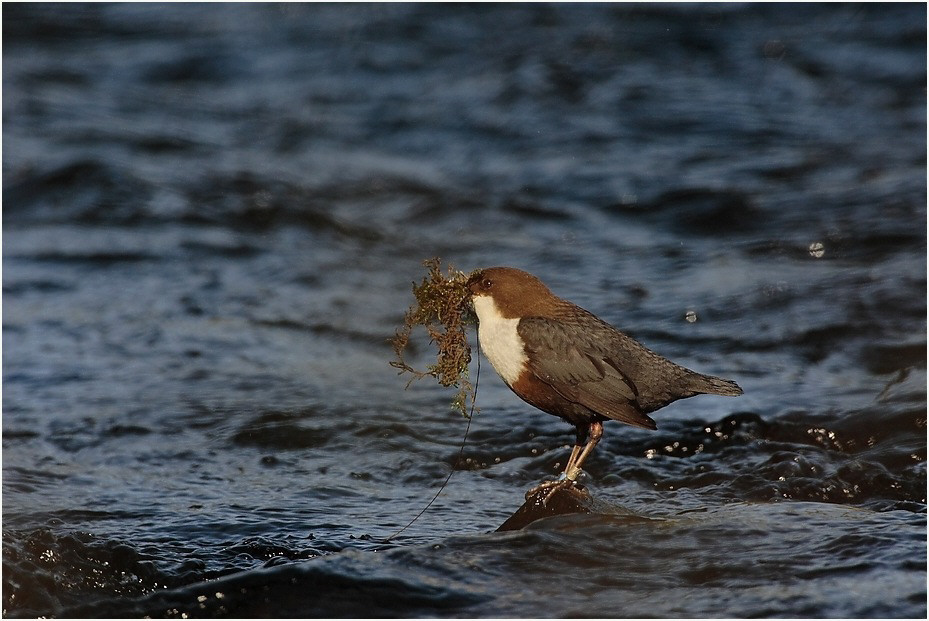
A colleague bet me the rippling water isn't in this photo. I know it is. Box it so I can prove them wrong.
[3,4,926,618]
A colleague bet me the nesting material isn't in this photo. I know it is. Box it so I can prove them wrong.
[391,258,477,417]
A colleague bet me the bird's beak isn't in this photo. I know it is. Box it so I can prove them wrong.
[465,271,482,296]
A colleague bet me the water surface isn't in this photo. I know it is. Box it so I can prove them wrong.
[3,4,926,618]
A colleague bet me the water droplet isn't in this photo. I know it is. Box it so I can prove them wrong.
[809,241,825,258]
[763,39,786,59]
[253,190,273,209]
[684,310,697,323]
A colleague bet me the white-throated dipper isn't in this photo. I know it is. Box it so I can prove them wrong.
[467,267,742,491]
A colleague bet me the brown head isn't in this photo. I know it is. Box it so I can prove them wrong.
[467,267,562,318]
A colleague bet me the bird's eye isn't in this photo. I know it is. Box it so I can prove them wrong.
[482,278,493,290]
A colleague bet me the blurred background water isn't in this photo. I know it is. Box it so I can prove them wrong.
[2,3,926,618]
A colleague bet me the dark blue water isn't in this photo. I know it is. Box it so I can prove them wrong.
[3,4,926,618]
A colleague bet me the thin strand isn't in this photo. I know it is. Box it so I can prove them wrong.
[384,336,481,542]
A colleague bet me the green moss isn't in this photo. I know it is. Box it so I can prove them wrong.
[391,258,477,417]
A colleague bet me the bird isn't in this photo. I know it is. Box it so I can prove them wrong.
[466,266,742,495]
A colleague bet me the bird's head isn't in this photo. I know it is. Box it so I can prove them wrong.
[467,267,558,319]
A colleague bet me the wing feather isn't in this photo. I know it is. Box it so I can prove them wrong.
[517,315,657,429]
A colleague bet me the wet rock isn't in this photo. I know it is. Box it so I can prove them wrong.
[497,483,627,531]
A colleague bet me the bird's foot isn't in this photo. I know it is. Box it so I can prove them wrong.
[526,476,583,506]
[525,479,561,500]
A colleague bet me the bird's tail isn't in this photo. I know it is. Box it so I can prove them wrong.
[688,373,743,397]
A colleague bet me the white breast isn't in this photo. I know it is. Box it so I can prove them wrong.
[472,295,528,386]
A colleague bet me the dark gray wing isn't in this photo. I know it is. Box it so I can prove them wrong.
[517,315,657,429]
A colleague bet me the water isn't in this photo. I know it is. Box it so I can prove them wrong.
[3,4,926,618]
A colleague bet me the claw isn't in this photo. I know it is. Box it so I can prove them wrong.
[525,478,563,500]
[526,477,579,506]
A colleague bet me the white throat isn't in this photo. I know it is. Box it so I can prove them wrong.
[472,295,528,386]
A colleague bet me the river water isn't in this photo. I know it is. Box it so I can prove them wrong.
[3,4,926,618]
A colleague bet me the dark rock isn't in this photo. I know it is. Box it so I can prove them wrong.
[497,482,629,531]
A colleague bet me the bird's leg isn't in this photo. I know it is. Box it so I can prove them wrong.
[525,425,589,500]
[560,423,589,482]
[565,421,603,481]
[525,425,592,502]
[562,443,583,479]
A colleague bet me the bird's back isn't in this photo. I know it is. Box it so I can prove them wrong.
[550,302,742,414]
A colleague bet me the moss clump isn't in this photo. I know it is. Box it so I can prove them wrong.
[391,258,477,417]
